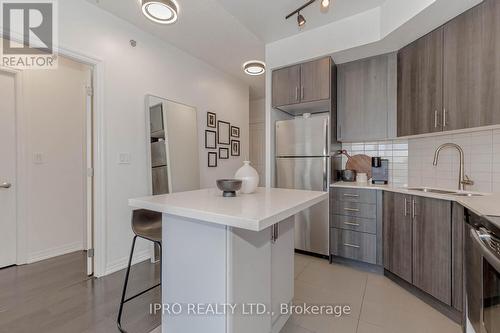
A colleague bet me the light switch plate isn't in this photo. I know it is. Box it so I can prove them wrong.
[33,152,44,164]
[118,153,131,164]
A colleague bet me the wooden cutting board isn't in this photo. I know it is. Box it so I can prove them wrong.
[346,154,372,179]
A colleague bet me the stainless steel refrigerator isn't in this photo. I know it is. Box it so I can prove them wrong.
[275,115,329,256]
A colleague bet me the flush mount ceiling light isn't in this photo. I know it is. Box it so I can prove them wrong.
[286,0,331,27]
[243,61,266,76]
[141,0,179,24]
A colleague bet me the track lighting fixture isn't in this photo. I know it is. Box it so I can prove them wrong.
[285,0,332,27]
[297,12,306,27]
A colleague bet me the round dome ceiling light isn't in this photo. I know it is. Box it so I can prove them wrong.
[142,0,179,25]
[243,61,266,76]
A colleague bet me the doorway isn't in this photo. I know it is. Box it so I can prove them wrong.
[0,69,17,268]
[0,56,95,276]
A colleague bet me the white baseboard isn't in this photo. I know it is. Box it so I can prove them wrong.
[27,241,84,264]
[104,248,153,276]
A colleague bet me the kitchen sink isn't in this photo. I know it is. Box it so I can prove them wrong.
[405,187,486,197]
[452,193,485,197]
[406,187,458,194]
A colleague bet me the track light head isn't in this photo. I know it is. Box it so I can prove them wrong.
[321,0,330,9]
[297,12,306,27]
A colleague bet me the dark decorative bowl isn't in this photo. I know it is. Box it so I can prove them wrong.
[217,179,242,197]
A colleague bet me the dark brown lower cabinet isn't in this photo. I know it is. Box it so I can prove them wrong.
[383,192,457,307]
[412,196,452,306]
[383,192,413,283]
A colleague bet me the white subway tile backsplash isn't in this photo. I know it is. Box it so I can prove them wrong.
[341,127,499,192]
[407,127,499,193]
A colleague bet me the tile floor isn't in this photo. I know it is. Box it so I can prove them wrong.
[152,254,461,333]
[283,254,462,333]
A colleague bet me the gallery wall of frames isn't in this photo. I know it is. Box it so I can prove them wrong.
[205,111,240,167]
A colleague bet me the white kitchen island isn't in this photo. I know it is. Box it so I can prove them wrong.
[129,187,328,333]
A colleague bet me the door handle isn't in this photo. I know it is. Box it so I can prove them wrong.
[443,109,447,128]
[343,243,360,249]
[343,194,360,198]
[434,110,439,128]
[344,208,359,212]
[0,182,11,189]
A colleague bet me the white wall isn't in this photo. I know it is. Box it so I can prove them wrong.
[21,56,90,262]
[249,98,265,186]
[53,0,249,275]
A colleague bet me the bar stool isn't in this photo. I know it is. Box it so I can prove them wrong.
[117,209,162,333]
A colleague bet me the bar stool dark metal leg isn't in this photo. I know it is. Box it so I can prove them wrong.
[117,235,162,333]
[117,235,137,333]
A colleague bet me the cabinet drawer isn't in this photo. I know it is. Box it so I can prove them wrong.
[332,201,376,219]
[330,228,377,264]
[331,188,377,204]
[330,215,377,234]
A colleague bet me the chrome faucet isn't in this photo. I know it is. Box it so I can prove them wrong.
[433,143,474,191]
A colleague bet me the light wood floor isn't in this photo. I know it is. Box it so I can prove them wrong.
[0,251,160,333]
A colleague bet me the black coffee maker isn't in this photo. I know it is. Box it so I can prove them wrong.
[371,157,389,184]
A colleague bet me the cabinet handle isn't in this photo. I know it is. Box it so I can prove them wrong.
[295,87,299,101]
[404,198,408,217]
[343,194,360,198]
[443,109,447,128]
[344,222,360,226]
[344,208,360,212]
[301,86,304,100]
[434,110,439,128]
[271,224,279,243]
[344,243,360,249]
[412,200,416,219]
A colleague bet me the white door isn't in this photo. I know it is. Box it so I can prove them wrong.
[0,70,17,268]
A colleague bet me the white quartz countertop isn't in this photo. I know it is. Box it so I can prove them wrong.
[330,182,500,220]
[129,187,328,232]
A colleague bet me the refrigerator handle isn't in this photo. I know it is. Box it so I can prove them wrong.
[324,118,329,157]
[323,157,328,192]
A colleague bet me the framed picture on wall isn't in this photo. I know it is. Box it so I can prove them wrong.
[219,147,229,159]
[231,126,240,138]
[218,121,230,145]
[208,152,217,167]
[231,140,240,156]
[205,130,217,149]
[207,112,216,128]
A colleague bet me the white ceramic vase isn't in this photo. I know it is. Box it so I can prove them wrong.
[235,161,259,194]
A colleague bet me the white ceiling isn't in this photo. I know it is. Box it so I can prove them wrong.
[87,0,266,100]
[87,0,391,100]
[217,0,386,43]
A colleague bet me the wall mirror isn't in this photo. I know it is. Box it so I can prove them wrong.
[146,95,200,195]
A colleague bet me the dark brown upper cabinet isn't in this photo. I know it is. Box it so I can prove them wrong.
[443,0,500,131]
[300,57,331,103]
[397,27,444,137]
[272,65,301,107]
[398,0,500,137]
[272,57,332,115]
[338,53,397,142]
